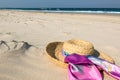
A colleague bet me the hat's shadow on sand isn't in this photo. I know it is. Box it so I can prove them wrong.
[91,50,100,57]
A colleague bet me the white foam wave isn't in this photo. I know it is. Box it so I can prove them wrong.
[41,10,120,14]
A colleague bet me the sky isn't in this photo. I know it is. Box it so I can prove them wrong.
[0,0,120,8]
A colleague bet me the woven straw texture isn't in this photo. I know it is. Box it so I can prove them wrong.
[46,40,114,68]
[46,39,116,80]
[46,42,67,68]
[63,39,94,55]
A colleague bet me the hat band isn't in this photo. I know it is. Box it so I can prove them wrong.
[62,49,69,57]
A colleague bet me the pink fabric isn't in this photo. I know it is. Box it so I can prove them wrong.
[87,56,120,80]
[65,54,102,80]
[62,50,120,80]
[68,64,102,80]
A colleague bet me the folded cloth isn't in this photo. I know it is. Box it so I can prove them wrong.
[64,54,102,80]
[87,56,120,80]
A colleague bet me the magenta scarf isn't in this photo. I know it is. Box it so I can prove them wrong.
[62,50,120,80]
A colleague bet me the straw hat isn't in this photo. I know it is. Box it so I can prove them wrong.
[46,39,114,68]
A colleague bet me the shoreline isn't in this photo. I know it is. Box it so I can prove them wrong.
[0,9,120,16]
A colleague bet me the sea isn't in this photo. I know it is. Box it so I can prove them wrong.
[0,8,120,14]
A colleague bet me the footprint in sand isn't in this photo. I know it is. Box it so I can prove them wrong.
[0,40,39,57]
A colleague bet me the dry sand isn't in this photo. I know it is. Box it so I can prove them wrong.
[0,10,120,80]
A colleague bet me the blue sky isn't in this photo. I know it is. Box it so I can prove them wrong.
[0,0,120,8]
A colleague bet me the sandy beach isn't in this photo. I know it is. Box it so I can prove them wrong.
[0,10,120,80]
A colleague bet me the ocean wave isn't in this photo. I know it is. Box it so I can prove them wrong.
[1,8,120,14]
[41,10,120,14]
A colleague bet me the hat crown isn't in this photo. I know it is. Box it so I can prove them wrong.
[63,39,94,55]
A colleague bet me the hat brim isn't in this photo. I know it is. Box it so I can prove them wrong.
[46,42,115,68]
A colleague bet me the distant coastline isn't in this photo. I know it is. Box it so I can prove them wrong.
[0,8,120,14]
